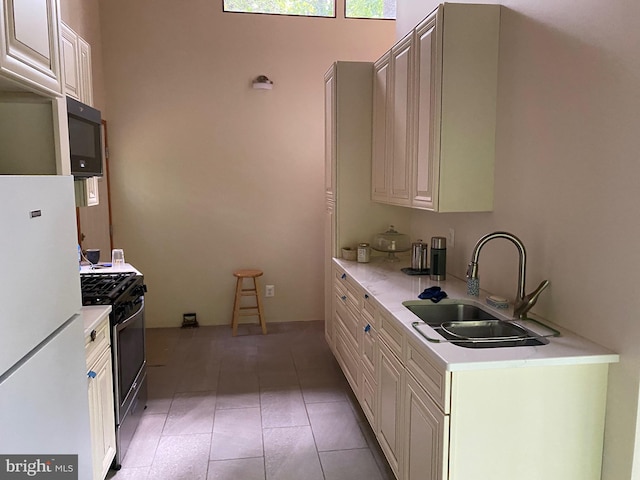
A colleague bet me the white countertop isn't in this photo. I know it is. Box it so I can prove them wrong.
[80,263,142,275]
[81,305,112,336]
[334,258,619,371]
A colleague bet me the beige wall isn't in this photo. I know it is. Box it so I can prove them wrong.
[96,1,395,329]
[398,1,640,479]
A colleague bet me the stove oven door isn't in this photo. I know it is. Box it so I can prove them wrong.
[113,297,146,419]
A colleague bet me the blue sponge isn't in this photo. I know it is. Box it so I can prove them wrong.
[418,286,448,303]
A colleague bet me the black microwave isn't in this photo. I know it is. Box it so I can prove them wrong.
[67,96,103,177]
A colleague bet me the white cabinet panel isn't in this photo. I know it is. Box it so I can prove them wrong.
[403,374,448,480]
[60,22,93,105]
[0,0,62,95]
[377,339,404,477]
[389,34,413,206]
[371,54,389,202]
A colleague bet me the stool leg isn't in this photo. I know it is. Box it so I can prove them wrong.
[231,277,243,336]
[253,276,267,335]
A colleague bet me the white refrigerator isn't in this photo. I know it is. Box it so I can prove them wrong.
[0,176,93,478]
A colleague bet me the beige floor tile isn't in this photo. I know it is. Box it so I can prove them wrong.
[260,386,309,428]
[121,413,166,468]
[210,407,263,460]
[162,392,216,435]
[306,401,368,451]
[216,370,260,409]
[207,457,265,480]
[147,434,211,480]
[319,449,384,480]
[263,426,324,480]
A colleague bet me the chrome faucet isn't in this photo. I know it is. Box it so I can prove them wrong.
[466,231,549,319]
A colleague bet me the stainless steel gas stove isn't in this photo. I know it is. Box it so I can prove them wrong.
[80,271,147,470]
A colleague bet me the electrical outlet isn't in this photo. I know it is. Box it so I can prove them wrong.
[265,285,275,297]
[448,228,455,248]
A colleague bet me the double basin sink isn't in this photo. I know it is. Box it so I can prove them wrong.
[403,301,551,349]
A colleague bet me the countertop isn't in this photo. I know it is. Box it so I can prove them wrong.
[81,305,112,336]
[334,258,619,371]
[80,263,142,275]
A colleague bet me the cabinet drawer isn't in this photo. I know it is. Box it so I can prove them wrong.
[406,336,451,413]
[335,322,360,394]
[334,268,363,314]
[378,309,404,359]
[85,317,110,368]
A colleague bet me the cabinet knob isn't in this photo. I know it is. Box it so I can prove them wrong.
[87,370,97,378]
[341,273,346,279]
[364,294,369,299]
[90,330,97,342]
[341,295,347,301]
[364,324,371,333]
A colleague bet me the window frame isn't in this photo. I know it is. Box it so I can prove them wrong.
[221,0,396,20]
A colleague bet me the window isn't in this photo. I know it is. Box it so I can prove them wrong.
[222,0,396,19]
[346,0,395,19]
[223,0,335,17]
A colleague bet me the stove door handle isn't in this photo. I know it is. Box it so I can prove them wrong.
[116,297,144,330]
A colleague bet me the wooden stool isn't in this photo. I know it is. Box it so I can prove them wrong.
[231,269,267,336]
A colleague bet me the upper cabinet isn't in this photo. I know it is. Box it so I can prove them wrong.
[0,0,63,96]
[372,4,500,213]
[60,22,93,105]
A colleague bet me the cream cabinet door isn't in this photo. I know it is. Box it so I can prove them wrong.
[87,348,116,480]
[403,373,449,480]
[388,34,413,206]
[0,0,62,95]
[412,13,438,210]
[60,23,81,100]
[377,339,404,478]
[371,53,390,203]
[60,22,94,105]
[78,37,93,105]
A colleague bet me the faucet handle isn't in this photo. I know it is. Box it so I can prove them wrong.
[515,280,549,319]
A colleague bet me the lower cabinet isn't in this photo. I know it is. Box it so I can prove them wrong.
[85,314,116,480]
[329,263,611,480]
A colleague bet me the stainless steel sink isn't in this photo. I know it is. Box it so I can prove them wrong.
[403,301,550,349]
[403,301,499,326]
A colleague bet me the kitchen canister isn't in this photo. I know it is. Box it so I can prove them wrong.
[357,243,371,263]
[411,239,428,271]
[430,237,447,280]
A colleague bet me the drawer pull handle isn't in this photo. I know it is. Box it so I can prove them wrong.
[341,273,346,279]
[87,370,97,379]
[364,294,369,299]
[341,295,347,301]
[364,324,371,333]
[90,330,97,342]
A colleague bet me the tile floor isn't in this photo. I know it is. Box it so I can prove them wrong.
[107,321,394,480]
